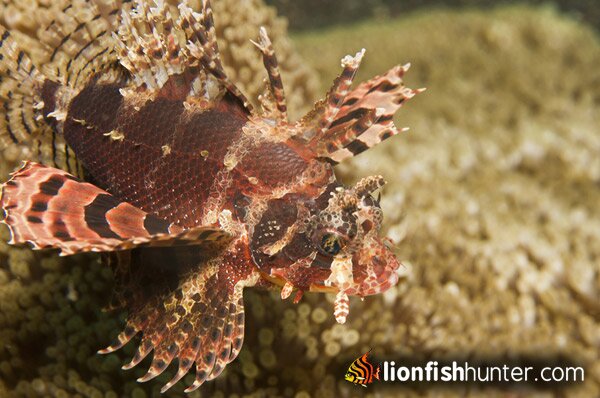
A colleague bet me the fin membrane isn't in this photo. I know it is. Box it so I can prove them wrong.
[0,27,45,147]
[1,162,232,255]
[38,0,126,89]
[100,243,256,393]
[115,0,252,110]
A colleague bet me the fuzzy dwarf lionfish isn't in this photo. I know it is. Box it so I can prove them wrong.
[0,0,421,392]
[345,351,381,387]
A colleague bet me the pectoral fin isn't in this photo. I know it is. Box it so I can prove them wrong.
[1,162,232,255]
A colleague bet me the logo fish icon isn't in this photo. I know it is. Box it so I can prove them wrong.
[345,350,381,387]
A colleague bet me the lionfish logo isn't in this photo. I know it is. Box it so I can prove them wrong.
[344,350,381,387]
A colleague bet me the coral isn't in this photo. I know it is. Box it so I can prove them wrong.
[1,2,600,398]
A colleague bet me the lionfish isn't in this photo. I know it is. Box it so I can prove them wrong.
[0,0,421,392]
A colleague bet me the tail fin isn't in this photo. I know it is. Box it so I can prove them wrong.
[0,27,46,147]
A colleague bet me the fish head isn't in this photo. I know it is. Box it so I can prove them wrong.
[345,372,356,383]
[252,175,401,322]
[306,175,401,297]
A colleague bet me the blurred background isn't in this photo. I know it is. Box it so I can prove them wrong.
[0,0,599,397]
[268,0,600,32]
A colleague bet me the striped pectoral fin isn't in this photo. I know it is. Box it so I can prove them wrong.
[0,162,232,255]
[99,243,258,393]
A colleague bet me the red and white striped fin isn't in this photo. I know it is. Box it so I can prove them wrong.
[179,0,252,110]
[317,107,384,154]
[325,64,423,162]
[0,162,232,255]
[98,242,256,393]
[115,0,186,91]
[183,277,247,393]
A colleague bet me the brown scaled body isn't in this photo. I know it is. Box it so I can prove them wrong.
[0,0,421,393]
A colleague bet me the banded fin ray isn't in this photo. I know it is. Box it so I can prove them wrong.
[99,243,256,393]
[252,27,288,120]
[0,26,46,147]
[38,0,127,89]
[296,54,423,163]
[324,64,424,162]
[0,162,233,255]
[116,0,253,111]
[0,0,124,173]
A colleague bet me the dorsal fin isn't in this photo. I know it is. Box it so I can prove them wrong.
[115,0,253,112]
[293,52,424,164]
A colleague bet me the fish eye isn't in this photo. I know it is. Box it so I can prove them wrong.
[319,233,342,256]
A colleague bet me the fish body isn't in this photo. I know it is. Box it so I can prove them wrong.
[0,0,420,392]
[345,351,381,387]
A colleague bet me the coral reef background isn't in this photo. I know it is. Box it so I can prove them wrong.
[1,0,599,397]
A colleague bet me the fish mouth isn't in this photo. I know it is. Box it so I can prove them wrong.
[258,250,401,296]
[308,266,401,296]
